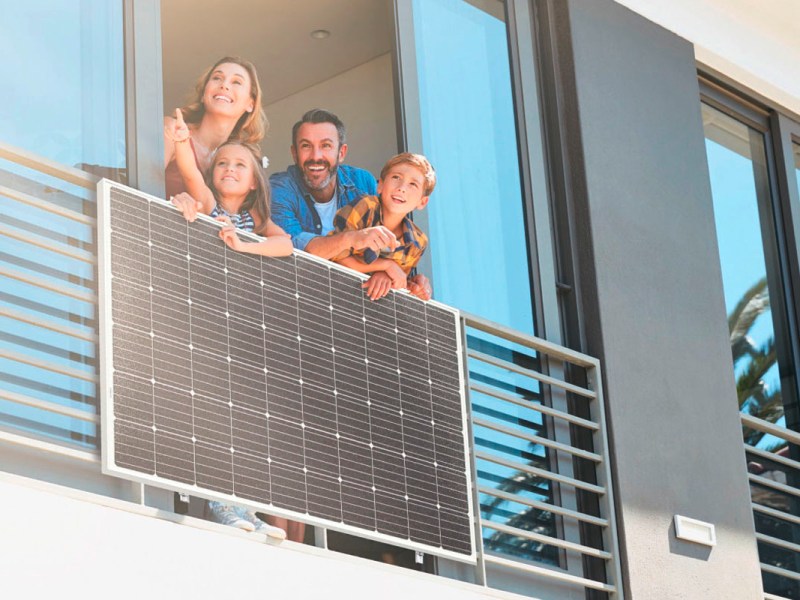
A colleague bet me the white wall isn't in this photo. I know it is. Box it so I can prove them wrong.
[0,472,540,600]
[263,53,398,180]
[614,0,800,115]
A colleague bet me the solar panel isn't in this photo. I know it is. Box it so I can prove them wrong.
[97,181,475,561]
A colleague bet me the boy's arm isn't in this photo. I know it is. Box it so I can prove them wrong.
[166,109,215,213]
[336,256,407,289]
[309,227,398,261]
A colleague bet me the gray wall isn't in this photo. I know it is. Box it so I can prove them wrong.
[549,0,763,597]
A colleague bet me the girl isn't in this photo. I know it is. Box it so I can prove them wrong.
[164,56,267,199]
[166,108,292,256]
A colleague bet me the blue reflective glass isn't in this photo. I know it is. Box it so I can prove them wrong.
[703,103,790,442]
[411,0,534,335]
[0,1,125,178]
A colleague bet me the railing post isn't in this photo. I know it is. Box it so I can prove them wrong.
[586,362,624,599]
[460,316,488,587]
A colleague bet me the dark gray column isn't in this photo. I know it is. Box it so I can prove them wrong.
[542,0,763,597]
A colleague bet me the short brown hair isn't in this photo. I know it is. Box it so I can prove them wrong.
[380,153,436,196]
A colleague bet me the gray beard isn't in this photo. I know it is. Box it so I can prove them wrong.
[302,163,339,192]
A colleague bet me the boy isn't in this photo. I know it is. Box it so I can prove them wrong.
[331,152,435,301]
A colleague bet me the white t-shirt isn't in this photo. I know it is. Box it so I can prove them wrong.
[313,189,338,236]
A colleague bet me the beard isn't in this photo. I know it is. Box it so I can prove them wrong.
[301,159,340,191]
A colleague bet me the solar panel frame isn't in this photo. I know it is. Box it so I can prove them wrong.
[97,180,477,562]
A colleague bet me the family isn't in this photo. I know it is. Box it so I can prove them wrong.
[163,57,436,541]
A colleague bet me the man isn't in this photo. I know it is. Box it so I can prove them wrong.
[270,109,431,300]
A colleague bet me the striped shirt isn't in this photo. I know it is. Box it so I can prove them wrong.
[211,204,255,232]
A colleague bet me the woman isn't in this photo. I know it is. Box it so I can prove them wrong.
[164,56,267,198]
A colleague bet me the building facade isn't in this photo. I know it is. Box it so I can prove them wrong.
[1,0,799,598]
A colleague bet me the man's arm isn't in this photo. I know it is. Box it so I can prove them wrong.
[336,256,407,289]
[407,273,433,301]
[305,228,396,260]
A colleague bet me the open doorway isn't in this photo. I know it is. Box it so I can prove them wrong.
[161,0,398,181]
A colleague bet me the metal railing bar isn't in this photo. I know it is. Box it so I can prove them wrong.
[764,592,792,600]
[0,388,98,424]
[478,485,608,527]
[473,416,602,463]
[475,449,605,495]
[0,222,95,264]
[463,311,599,369]
[483,553,616,593]
[0,348,97,383]
[0,305,97,343]
[752,502,800,527]
[468,348,597,400]
[482,519,611,559]
[0,184,95,225]
[761,562,800,582]
[746,444,800,473]
[0,141,99,190]
[470,381,599,430]
[757,532,800,555]
[0,428,99,463]
[0,264,96,303]
[749,473,800,499]
[742,413,800,447]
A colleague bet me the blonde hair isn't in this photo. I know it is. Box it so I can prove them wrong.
[380,152,437,196]
[181,57,267,145]
[206,141,271,234]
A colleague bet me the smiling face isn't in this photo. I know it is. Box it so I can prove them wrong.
[211,144,257,200]
[202,62,254,119]
[291,122,348,197]
[377,163,430,219]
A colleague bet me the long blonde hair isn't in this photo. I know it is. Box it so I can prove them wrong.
[181,56,267,145]
[206,141,270,234]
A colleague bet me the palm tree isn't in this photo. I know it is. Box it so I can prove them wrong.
[728,277,784,446]
[478,277,785,561]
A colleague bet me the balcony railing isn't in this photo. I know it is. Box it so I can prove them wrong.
[0,142,622,598]
[742,413,800,600]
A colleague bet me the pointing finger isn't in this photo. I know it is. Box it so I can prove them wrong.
[175,108,186,127]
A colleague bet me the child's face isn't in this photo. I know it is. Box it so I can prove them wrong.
[377,163,430,218]
[212,145,257,197]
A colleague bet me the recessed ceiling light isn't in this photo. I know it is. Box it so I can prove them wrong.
[310,29,330,39]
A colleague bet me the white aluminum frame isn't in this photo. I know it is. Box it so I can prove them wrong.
[96,179,478,564]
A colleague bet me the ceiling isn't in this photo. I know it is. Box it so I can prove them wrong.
[161,0,393,112]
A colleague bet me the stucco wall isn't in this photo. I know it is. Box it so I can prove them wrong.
[557,1,763,597]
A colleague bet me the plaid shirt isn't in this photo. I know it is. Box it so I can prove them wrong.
[331,195,428,275]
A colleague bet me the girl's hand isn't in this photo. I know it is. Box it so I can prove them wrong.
[164,108,190,143]
[219,225,243,251]
[171,192,203,222]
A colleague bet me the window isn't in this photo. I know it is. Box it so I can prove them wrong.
[702,82,800,599]
[0,0,125,448]
[0,0,125,179]
[702,101,795,433]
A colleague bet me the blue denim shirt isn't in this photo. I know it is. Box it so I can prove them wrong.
[270,164,377,251]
